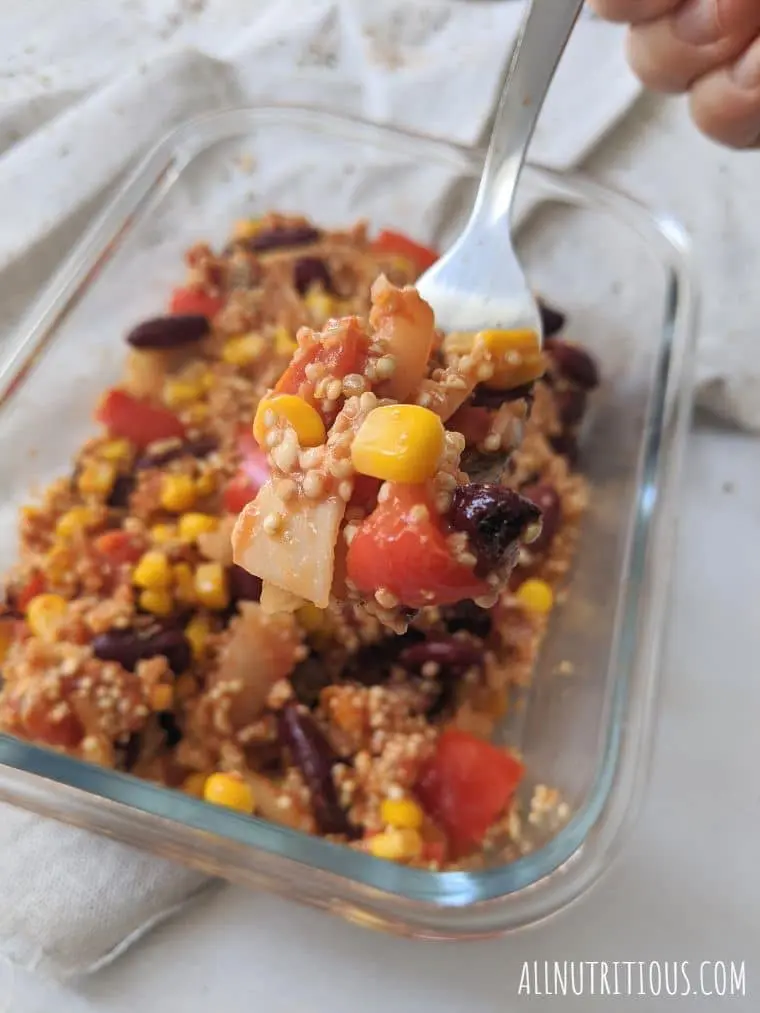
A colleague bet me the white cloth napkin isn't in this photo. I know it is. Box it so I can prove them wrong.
[0,0,647,982]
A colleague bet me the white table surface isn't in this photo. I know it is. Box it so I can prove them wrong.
[9,96,760,1011]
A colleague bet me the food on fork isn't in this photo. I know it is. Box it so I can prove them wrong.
[231,277,544,628]
[0,213,597,867]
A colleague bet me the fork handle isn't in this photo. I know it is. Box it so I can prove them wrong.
[469,0,586,227]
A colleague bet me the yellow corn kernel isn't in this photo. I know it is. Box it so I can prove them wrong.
[182,772,207,797]
[194,562,229,611]
[0,619,15,664]
[160,474,197,513]
[274,325,297,357]
[222,333,266,367]
[55,507,95,540]
[77,460,117,497]
[150,523,177,545]
[185,614,210,661]
[380,796,424,831]
[203,772,255,813]
[132,550,172,590]
[351,404,444,484]
[178,512,218,542]
[195,471,217,498]
[139,588,174,617]
[175,673,197,702]
[26,593,67,641]
[183,402,210,425]
[149,684,174,712]
[44,545,73,583]
[162,377,205,410]
[305,289,335,326]
[253,393,326,449]
[172,563,197,605]
[478,328,544,390]
[99,438,133,463]
[296,604,326,634]
[232,218,262,241]
[515,578,554,615]
[367,828,423,862]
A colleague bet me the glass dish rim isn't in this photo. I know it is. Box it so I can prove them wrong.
[0,104,697,920]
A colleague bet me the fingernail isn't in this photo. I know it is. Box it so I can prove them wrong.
[672,0,720,45]
[732,38,760,89]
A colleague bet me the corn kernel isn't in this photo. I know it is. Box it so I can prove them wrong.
[380,796,424,830]
[194,562,229,611]
[182,772,207,797]
[305,289,335,326]
[194,471,217,498]
[55,507,95,540]
[274,326,297,357]
[253,393,326,449]
[139,588,174,617]
[351,405,444,484]
[203,772,255,813]
[77,460,117,497]
[198,369,215,393]
[183,403,209,425]
[163,377,205,410]
[178,512,218,541]
[478,328,544,390]
[149,684,174,712]
[222,333,266,366]
[515,578,554,615]
[99,438,133,463]
[26,593,67,641]
[44,545,73,583]
[133,550,172,590]
[367,828,423,861]
[150,523,177,545]
[232,218,262,241]
[172,563,197,605]
[185,614,210,660]
[160,474,197,513]
[296,604,326,634]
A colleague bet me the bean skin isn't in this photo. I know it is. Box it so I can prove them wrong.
[448,484,541,573]
[126,315,210,350]
[92,625,191,675]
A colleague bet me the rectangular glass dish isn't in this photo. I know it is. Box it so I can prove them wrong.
[0,106,696,938]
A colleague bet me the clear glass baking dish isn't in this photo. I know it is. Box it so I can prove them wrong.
[0,105,696,938]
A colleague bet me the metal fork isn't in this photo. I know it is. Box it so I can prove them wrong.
[416,0,585,341]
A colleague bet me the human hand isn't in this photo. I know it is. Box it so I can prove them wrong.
[588,0,760,147]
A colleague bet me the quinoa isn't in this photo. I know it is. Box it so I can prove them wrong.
[0,212,596,869]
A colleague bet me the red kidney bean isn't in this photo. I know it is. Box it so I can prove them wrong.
[241,225,321,253]
[519,483,562,553]
[135,435,218,470]
[126,314,210,350]
[545,339,599,390]
[290,655,332,709]
[448,484,541,574]
[538,299,566,338]
[157,710,183,746]
[92,625,191,675]
[106,474,136,509]
[277,702,356,837]
[399,637,484,719]
[549,433,580,467]
[340,628,426,688]
[293,257,333,296]
[471,381,536,408]
[227,564,262,604]
[555,388,587,427]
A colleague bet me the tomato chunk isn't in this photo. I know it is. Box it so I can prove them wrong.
[96,389,185,449]
[94,531,143,566]
[345,485,488,610]
[223,427,270,514]
[169,286,224,318]
[14,571,46,612]
[371,229,438,272]
[416,729,525,853]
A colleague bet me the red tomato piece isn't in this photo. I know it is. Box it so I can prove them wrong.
[222,474,257,514]
[416,729,525,854]
[15,571,45,612]
[93,531,143,566]
[95,389,185,449]
[169,287,224,318]
[345,485,488,610]
[371,229,439,272]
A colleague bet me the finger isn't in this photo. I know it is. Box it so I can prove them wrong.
[587,0,680,25]
[627,0,760,93]
[689,35,760,146]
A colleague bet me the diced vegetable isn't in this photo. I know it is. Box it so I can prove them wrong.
[253,393,326,449]
[96,389,185,448]
[169,286,224,319]
[371,229,438,272]
[416,729,524,853]
[351,405,444,484]
[368,276,434,402]
[345,484,489,610]
[94,531,144,566]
